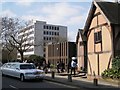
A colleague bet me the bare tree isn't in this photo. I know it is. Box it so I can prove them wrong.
[1,17,33,61]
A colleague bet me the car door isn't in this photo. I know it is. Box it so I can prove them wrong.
[12,64,20,78]
[10,64,17,77]
[5,63,12,76]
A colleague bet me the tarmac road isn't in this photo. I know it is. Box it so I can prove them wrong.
[2,75,82,90]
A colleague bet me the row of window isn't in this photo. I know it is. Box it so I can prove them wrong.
[43,37,58,41]
[43,25,59,30]
[19,25,34,33]
[18,31,34,38]
[43,31,59,36]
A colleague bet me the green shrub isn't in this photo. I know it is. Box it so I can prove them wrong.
[102,68,120,79]
[102,56,120,79]
[112,56,120,70]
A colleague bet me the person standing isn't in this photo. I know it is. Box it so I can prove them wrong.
[47,61,51,72]
[71,57,77,75]
[61,61,65,72]
[56,61,60,73]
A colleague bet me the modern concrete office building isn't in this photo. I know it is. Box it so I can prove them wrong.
[18,21,67,59]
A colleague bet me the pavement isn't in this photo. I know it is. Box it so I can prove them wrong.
[44,71,120,89]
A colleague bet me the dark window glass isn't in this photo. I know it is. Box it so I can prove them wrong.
[46,26,48,29]
[52,32,54,35]
[57,32,59,36]
[57,27,59,30]
[43,25,46,29]
[55,32,56,35]
[43,31,45,35]
[49,26,51,29]
[50,32,51,35]
[46,31,48,35]
[44,37,46,40]
[43,54,46,57]
[94,31,102,44]
[20,64,36,69]
[55,27,56,30]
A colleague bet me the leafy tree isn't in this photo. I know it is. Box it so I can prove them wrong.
[29,55,45,65]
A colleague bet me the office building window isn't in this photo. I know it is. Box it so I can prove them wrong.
[57,32,59,36]
[55,27,56,30]
[57,27,59,30]
[49,26,51,29]
[52,26,54,30]
[43,37,46,40]
[43,25,46,29]
[43,31,46,35]
[46,26,48,29]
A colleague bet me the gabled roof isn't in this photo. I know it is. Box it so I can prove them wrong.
[76,29,86,44]
[83,1,120,34]
[96,2,120,25]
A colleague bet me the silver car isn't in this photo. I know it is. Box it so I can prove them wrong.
[1,62,45,81]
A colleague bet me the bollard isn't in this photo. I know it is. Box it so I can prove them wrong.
[51,71,55,79]
[68,74,72,82]
[93,78,98,86]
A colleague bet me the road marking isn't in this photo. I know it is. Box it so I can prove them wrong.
[9,85,18,89]
[47,81,78,88]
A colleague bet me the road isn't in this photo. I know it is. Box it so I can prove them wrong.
[2,76,81,90]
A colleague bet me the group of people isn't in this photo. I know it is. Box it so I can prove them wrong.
[23,57,77,75]
[56,61,65,73]
[56,57,77,75]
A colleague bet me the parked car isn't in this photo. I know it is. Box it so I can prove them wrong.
[0,62,45,81]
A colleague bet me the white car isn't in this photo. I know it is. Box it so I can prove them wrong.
[1,62,45,81]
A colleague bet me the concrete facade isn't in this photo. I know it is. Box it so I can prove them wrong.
[18,21,67,59]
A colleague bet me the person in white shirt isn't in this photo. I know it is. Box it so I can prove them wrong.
[71,57,77,75]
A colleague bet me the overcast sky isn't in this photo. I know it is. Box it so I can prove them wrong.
[0,0,115,41]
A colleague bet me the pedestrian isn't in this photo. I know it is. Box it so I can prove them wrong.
[47,61,51,72]
[43,61,48,73]
[61,61,65,72]
[37,63,41,69]
[56,61,60,73]
[71,57,77,75]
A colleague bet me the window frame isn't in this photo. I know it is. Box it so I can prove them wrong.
[94,27,102,44]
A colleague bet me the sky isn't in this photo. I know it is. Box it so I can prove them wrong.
[0,0,116,42]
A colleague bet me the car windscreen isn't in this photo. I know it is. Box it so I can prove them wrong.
[20,64,36,69]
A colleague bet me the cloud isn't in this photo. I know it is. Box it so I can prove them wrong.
[1,0,93,3]
[0,9,17,17]
[21,2,88,41]
[15,0,35,6]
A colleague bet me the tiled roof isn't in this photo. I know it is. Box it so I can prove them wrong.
[97,2,120,24]
[83,1,120,34]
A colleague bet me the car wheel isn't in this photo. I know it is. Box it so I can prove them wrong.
[40,78,43,82]
[20,74,25,82]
